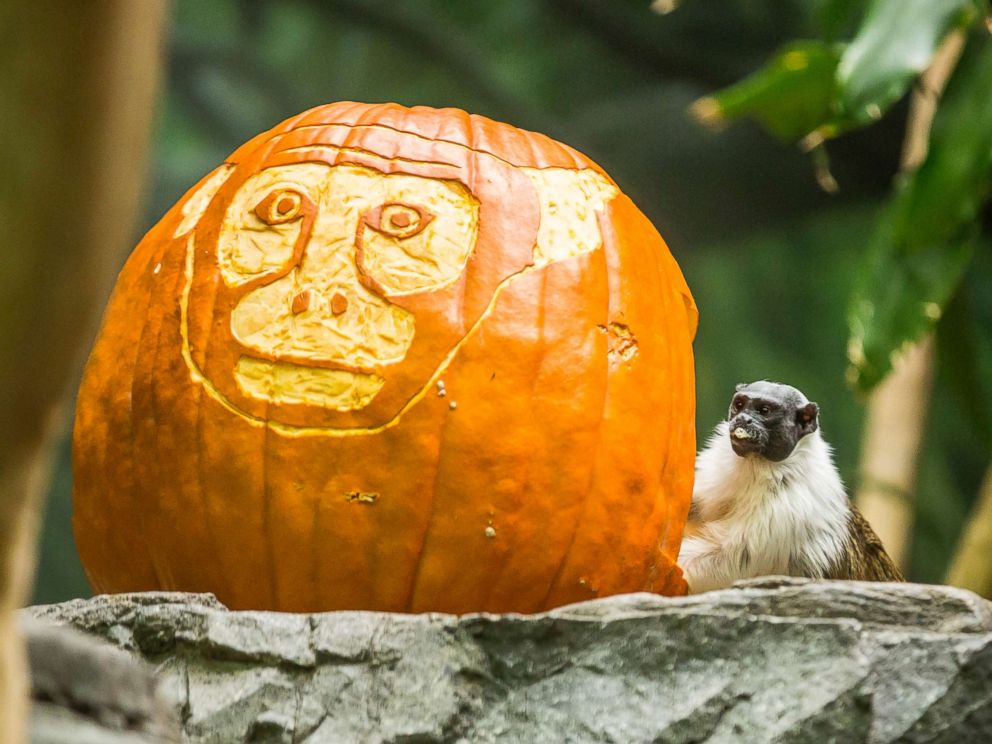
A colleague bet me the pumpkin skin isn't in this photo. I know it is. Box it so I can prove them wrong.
[73,101,698,613]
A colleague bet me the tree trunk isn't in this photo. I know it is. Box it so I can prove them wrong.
[945,464,992,597]
[855,338,935,569]
[0,3,167,741]
[854,33,965,572]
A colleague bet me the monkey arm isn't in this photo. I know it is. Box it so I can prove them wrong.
[677,533,748,594]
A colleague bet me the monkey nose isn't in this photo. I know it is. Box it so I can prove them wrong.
[331,291,348,316]
[291,290,312,315]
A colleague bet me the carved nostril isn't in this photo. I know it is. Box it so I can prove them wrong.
[331,292,348,316]
[291,290,312,315]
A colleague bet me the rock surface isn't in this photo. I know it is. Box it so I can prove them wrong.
[22,616,181,743]
[25,578,992,743]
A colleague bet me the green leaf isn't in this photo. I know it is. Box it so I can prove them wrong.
[847,32,992,391]
[828,0,981,135]
[691,41,841,143]
[847,235,974,391]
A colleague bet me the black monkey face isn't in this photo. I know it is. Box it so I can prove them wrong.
[727,381,818,462]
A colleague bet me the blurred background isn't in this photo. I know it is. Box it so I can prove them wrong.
[30,0,991,602]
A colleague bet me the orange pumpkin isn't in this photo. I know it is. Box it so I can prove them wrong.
[73,102,698,613]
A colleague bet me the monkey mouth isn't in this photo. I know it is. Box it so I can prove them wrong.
[729,422,767,456]
[233,355,386,410]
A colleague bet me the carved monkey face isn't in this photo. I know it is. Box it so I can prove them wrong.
[216,162,478,412]
[174,129,618,433]
[726,381,819,462]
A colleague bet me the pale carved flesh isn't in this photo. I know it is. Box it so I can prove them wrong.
[178,145,619,429]
[216,162,479,410]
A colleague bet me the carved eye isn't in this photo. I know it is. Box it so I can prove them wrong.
[363,202,434,239]
[254,189,307,225]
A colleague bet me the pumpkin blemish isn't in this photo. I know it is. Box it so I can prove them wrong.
[598,322,639,363]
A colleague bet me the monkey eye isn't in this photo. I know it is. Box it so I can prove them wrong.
[758,405,770,416]
[363,202,434,239]
[732,399,745,412]
[254,188,308,225]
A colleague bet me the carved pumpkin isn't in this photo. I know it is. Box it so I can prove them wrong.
[73,102,698,613]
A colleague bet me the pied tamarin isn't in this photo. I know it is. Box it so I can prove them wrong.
[678,380,903,593]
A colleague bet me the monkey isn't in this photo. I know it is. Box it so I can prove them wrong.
[677,381,903,594]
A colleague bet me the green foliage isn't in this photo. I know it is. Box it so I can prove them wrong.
[698,0,983,145]
[693,0,991,396]
[829,0,980,135]
[848,31,992,390]
[692,41,841,142]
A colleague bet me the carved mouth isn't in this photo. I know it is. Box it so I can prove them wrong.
[234,356,385,411]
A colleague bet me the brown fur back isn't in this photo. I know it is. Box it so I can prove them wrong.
[825,504,905,582]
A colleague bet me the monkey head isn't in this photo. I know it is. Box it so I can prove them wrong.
[726,381,819,462]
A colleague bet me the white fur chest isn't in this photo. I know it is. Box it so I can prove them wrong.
[678,422,850,593]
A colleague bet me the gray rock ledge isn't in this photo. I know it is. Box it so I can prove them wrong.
[22,616,181,743]
[25,578,992,743]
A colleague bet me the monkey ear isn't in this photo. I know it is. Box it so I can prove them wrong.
[797,402,819,436]
[735,383,746,392]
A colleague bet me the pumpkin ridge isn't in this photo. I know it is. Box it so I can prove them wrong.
[647,205,695,581]
[96,236,161,591]
[254,121,601,175]
[537,368,610,609]
[478,265,549,612]
[403,374,457,613]
[277,144,460,171]
[146,235,188,592]
[225,100,608,177]
[307,489,322,611]
[396,189,472,612]
[339,101,381,164]
[192,340,218,597]
[260,399,280,609]
[535,228,614,610]
[635,207,678,590]
[129,240,173,592]
[187,232,235,600]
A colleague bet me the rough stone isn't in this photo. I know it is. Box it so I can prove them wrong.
[22,616,181,743]
[25,578,992,743]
